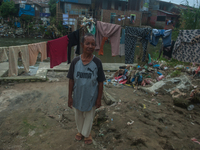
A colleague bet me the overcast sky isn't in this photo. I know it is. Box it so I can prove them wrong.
[161,0,199,7]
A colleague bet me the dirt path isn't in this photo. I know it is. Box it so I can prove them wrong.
[0,72,200,150]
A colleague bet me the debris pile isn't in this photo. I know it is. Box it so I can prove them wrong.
[103,60,200,110]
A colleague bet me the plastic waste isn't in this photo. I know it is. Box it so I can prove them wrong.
[157,75,165,81]
[111,118,113,124]
[148,54,151,64]
[127,120,134,125]
[187,105,194,111]
[153,64,160,68]
[174,65,184,69]
[144,65,148,70]
[157,72,162,75]
[131,78,135,82]
[124,69,128,75]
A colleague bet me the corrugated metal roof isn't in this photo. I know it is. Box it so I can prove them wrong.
[158,9,178,15]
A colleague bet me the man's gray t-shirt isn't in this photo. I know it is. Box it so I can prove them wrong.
[67,55,106,112]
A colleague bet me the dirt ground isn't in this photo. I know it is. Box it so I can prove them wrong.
[0,71,200,150]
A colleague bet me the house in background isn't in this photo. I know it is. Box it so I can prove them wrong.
[93,0,144,27]
[56,0,92,29]
[56,0,151,29]
[147,0,180,28]
[14,0,50,18]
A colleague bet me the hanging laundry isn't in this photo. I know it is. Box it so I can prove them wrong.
[67,29,80,64]
[47,35,69,68]
[119,28,125,56]
[172,29,200,63]
[90,24,96,35]
[95,21,121,56]
[28,42,47,66]
[125,27,151,64]
[8,45,29,77]
[163,41,175,59]
[158,41,175,59]
[99,37,108,55]
[0,47,8,62]
[151,29,172,47]
[78,27,87,55]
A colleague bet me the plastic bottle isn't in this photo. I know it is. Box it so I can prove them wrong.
[187,105,194,111]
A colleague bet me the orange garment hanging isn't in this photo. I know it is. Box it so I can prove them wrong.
[98,37,108,55]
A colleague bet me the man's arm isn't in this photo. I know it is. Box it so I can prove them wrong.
[95,82,103,109]
[68,79,74,109]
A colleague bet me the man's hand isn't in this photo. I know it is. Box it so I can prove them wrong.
[68,97,73,109]
[95,100,101,109]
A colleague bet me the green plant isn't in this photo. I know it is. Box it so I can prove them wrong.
[171,29,179,41]
[28,23,34,32]
[50,16,56,25]
[20,15,34,24]
[39,20,43,24]
[48,0,56,17]
[39,25,45,33]
[0,0,18,18]
[170,70,182,77]
[57,21,63,32]
[179,1,200,29]
[45,31,51,36]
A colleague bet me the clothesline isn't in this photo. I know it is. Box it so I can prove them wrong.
[1,22,196,78]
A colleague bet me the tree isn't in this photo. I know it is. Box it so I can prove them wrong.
[48,0,57,17]
[0,0,18,18]
[180,1,200,29]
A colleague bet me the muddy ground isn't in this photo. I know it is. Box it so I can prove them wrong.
[0,71,200,150]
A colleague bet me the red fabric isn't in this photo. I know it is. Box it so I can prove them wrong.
[119,79,127,84]
[47,36,69,68]
[98,37,108,55]
[195,66,200,74]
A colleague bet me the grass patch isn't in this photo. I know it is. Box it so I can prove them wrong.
[148,42,191,67]
[21,119,36,136]
[170,70,182,77]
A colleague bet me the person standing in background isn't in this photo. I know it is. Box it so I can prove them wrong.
[67,33,106,145]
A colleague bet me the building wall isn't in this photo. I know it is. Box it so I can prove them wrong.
[155,21,165,28]
[101,9,142,27]
[61,2,90,14]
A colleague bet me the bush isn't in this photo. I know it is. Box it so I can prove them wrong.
[50,16,56,25]
[39,25,45,33]
[0,1,18,18]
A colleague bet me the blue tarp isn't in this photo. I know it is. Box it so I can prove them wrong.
[19,4,35,17]
[14,22,21,28]
[40,13,51,17]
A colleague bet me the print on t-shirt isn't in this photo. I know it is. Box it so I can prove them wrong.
[87,67,96,76]
[76,67,96,79]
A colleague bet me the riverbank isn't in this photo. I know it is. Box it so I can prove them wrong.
[0,66,200,149]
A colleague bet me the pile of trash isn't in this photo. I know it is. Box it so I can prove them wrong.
[105,61,170,88]
[0,23,16,38]
[104,60,200,110]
